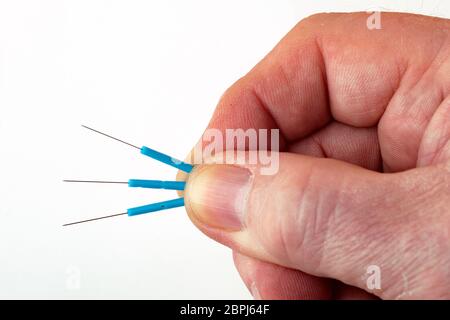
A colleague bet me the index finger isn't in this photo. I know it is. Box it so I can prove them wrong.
[198,12,446,146]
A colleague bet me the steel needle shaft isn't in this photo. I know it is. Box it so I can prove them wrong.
[63,179,128,184]
[64,198,185,226]
[63,212,127,226]
[81,124,193,173]
[63,179,186,190]
[81,125,140,150]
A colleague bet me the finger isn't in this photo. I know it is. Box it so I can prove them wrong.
[184,153,449,299]
[233,122,381,300]
[180,13,448,176]
[232,122,380,300]
[378,21,450,172]
[178,122,381,195]
[233,251,333,300]
[234,252,377,300]
[206,13,401,143]
[288,122,381,171]
[184,12,411,160]
[417,95,450,167]
[201,13,448,144]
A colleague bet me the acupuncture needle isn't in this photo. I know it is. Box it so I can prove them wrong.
[63,198,185,226]
[63,179,186,190]
[81,125,193,173]
[63,125,191,226]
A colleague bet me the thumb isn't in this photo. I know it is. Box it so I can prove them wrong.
[184,152,448,299]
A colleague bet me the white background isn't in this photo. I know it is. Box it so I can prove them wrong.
[0,0,448,299]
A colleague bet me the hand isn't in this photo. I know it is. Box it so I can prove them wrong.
[179,13,450,299]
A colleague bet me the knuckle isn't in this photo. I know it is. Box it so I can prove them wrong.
[296,12,338,28]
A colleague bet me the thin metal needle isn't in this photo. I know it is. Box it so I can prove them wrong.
[63,212,127,227]
[81,125,140,150]
[63,179,128,184]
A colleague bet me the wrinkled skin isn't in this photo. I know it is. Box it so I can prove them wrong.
[179,13,450,299]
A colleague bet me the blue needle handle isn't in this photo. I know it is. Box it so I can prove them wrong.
[127,197,185,216]
[128,179,185,190]
[140,146,193,173]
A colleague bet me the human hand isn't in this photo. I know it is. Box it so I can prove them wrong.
[180,13,450,299]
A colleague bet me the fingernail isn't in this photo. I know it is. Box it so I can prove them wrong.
[186,165,252,230]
